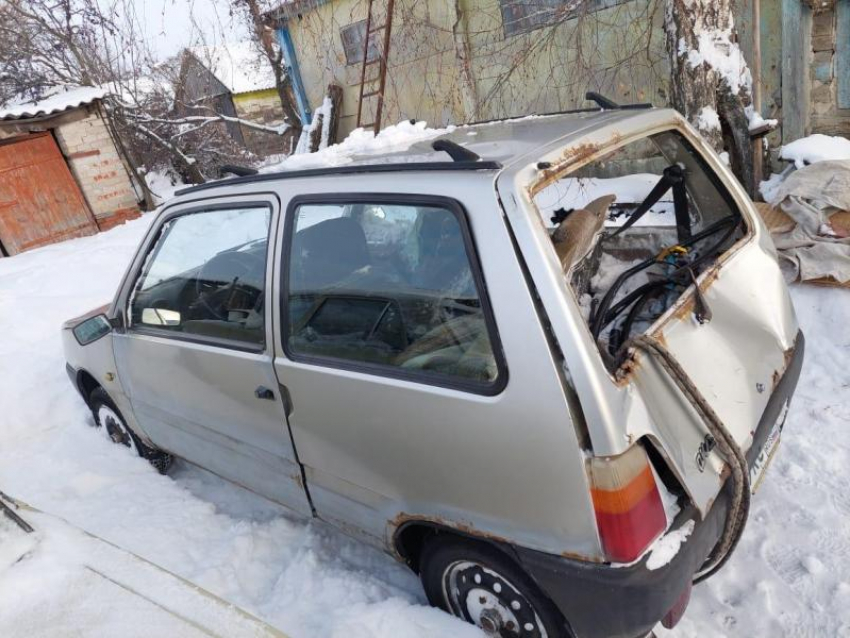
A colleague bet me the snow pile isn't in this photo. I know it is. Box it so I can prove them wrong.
[0,509,287,637]
[0,85,107,121]
[760,170,789,205]
[143,169,186,206]
[646,521,695,571]
[264,119,455,172]
[760,134,850,202]
[190,42,277,95]
[780,134,850,168]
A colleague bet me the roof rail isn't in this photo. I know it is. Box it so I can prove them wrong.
[585,91,653,111]
[432,139,481,162]
[220,164,259,177]
[175,161,502,197]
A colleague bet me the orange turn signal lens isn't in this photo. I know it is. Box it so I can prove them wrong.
[588,445,667,563]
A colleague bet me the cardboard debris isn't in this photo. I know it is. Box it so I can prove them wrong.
[754,202,850,289]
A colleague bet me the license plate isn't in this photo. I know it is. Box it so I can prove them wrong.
[749,400,789,494]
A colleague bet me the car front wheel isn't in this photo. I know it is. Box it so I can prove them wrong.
[89,387,173,474]
[420,535,569,638]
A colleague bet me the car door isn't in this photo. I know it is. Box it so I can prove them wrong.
[113,195,311,516]
[271,187,598,558]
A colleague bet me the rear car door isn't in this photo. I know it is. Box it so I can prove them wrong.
[270,187,598,558]
[496,113,802,514]
[113,195,311,515]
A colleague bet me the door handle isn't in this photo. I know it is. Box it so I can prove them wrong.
[255,386,275,400]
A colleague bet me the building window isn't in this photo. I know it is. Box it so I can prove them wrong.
[500,0,627,37]
[340,20,381,66]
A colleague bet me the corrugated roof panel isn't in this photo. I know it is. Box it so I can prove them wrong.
[0,86,107,121]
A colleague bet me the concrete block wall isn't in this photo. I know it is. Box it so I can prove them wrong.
[233,91,294,158]
[53,109,141,229]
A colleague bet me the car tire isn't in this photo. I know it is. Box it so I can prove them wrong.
[89,387,173,475]
[419,534,570,638]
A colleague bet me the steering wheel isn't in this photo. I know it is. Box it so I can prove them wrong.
[193,251,262,321]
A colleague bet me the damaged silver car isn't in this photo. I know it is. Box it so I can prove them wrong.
[62,96,803,638]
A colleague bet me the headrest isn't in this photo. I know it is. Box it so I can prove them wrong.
[292,217,369,290]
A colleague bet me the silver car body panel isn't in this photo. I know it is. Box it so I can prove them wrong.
[495,108,799,515]
[60,108,799,562]
[268,172,601,558]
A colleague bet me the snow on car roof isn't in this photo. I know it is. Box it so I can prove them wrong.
[189,42,278,95]
[179,107,662,197]
[267,108,646,171]
[0,86,107,121]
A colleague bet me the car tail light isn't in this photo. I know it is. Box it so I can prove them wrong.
[588,444,667,563]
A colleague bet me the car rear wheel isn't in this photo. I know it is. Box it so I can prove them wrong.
[420,535,569,638]
[89,387,173,475]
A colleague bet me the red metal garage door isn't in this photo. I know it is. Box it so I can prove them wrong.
[0,132,98,256]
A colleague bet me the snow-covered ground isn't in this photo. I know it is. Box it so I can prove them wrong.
[0,215,848,637]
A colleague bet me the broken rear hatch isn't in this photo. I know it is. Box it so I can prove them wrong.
[497,109,801,516]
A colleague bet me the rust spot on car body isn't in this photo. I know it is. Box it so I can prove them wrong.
[388,513,602,563]
[614,353,642,386]
[772,343,797,391]
[531,138,622,196]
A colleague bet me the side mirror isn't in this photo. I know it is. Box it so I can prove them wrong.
[72,314,112,346]
[141,308,182,326]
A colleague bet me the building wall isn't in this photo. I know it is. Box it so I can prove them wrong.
[284,0,846,145]
[52,107,140,230]
[233,88,296,157]
[285,0,668,137]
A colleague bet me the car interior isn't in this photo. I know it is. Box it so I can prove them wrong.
[536,131,745,371]
[130,204,499,385]
[287,204,499,385]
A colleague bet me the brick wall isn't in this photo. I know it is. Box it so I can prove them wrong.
[53,109,141,229]
[809,5,850,136]
[233,90,296,158]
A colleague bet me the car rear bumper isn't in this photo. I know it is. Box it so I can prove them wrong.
[512,330,805,638]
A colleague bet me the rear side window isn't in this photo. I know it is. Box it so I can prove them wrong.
[284,199,503,391]
[130,206,270,347]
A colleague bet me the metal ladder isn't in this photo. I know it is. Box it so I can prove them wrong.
[355,0,395,135]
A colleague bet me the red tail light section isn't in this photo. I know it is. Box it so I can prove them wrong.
[588,444,667,563]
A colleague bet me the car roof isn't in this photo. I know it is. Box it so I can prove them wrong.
[175,107,655,197]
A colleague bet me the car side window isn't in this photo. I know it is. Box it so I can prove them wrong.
[285,201,502,389]
[130,206,271,347]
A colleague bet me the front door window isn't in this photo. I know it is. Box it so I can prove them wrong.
[130,206,271,347]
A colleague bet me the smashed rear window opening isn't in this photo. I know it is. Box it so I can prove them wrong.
[535,131,746,372]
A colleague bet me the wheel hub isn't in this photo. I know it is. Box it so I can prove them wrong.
[96,406,133,450]
[444,561,547,637]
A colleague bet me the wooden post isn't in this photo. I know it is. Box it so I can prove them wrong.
[753,0,764,194]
